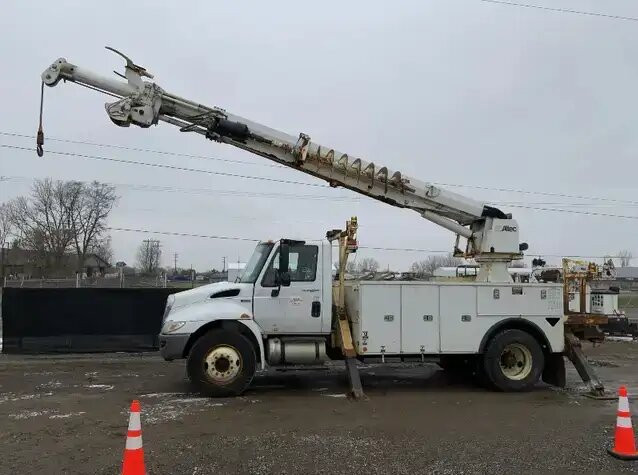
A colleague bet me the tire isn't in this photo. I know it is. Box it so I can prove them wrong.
[483,329,544,392]
[187,329,256,397]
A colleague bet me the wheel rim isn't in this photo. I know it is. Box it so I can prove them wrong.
[203,345,242,384]
[499,343,533,380]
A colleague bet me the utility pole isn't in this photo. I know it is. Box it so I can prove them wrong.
[222,256,226,272]
[174,252,178,273]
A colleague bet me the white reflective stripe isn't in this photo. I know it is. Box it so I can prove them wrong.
[125,435,143,450]
[619,397,630,413]
[617,416,633,429]
[128,412,141,431]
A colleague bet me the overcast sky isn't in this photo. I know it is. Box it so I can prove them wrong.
[1,0,638,271]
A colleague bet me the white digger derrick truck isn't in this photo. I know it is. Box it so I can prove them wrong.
[39,48,607,398]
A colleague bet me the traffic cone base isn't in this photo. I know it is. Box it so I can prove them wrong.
[607,448,638,461]
[608,386,638,461]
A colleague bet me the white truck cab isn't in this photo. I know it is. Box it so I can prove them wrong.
[160,238,565,397]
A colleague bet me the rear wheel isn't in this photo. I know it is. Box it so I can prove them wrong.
[187,329,256,397]
[483,329,544,392]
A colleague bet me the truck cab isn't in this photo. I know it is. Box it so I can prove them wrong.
[159,239,334,395]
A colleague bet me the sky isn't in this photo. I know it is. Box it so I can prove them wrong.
[1,0,638,272]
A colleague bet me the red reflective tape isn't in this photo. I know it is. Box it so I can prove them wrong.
[618,411,632,418]
[127,430,142,438]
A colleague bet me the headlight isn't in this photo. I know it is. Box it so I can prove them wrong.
[162,320,187,334]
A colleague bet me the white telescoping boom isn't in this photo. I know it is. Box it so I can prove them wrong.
[41,48,527,282]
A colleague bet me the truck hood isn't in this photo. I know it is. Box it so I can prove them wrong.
[171,281,253,309]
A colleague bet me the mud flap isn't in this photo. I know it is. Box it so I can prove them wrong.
[542,353,566,388]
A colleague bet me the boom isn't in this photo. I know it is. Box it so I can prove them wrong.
[41,48,527,282]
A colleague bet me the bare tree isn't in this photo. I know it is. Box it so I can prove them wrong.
[8,179,74,270]
[91,235,114,265]
[0,202,12,246]
[357,257,379,273]
[136,239,162,274]
[65,181,117,272]
[410,253,462,278]
[7,179,117,274]
[618,249,633,267]
[345,260,358,273]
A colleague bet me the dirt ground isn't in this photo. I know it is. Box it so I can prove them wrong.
[1,341,638,474]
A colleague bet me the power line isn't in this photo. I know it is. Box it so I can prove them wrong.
[0,131,283,169]
[5,174,638,214]
[503,204,638,220]
[108,226,260,242]
[477,0,638,22]
[106,225,631,259]
[0,144,325,188]
[435,181,638,207]
[3,132,637,206]
[4,145,638,220]
[0,175,359,202]
[4,143,638,219]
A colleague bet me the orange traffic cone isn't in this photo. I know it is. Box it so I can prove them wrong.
[122,400,146,475]
[608,386,638,460]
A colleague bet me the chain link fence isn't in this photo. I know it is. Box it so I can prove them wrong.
[1,274,226,289]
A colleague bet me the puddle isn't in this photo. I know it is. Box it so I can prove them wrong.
[135,394,227,424]
[9,409,86,420]
[9,410,53,420]
[49,412,86,419]
[84,384,114,390]
[36,381,64,390]
[0,392,54,404]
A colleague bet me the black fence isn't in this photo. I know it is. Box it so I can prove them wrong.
[1,288,183,354]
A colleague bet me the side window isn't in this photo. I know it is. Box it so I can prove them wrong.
[261,245,318,287]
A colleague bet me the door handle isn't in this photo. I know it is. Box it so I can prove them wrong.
[311,301,321,318]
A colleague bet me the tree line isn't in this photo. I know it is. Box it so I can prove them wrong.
[0,178,117,275]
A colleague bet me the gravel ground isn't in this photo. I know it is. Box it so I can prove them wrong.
[1,341,638,474]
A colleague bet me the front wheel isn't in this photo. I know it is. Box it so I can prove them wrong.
[483,329,544,392]
[187,329,256,397]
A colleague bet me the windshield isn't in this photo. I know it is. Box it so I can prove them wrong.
[239,242,274,283]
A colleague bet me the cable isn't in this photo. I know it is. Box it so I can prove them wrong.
[504,204,638,220]
[108,227,260,242]
[434,181,638,207]
[4,131,638,206]
[5,152,638,219]
[0,131,283,169]
[0,175,359,202]
[477,0,638,22]
[106,226,631,259]
[5,144,638,219]
[0,144,325,188]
